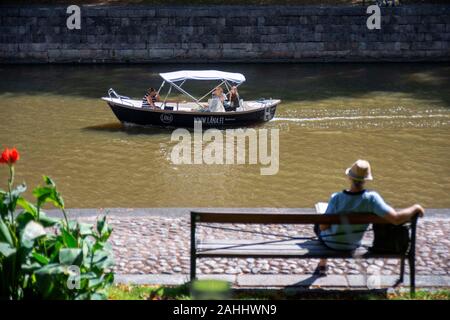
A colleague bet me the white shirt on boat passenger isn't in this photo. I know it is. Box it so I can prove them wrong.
[208,97,225,112]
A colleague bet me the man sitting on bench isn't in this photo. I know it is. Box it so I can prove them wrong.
[314,159,425,276]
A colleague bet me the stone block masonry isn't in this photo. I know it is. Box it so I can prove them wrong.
[0,5,449,63]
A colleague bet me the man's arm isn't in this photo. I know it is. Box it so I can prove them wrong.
[320,195,337,231]
[382,204,425,225]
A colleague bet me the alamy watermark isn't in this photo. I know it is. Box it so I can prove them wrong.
[66,5,81,30]
[66,265,81,290]
[170,121,279,176]
[366,5,381,30]
[366,1,398,30]
[365,266,382,290]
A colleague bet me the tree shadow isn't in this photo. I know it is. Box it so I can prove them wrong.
[1,62,450,107]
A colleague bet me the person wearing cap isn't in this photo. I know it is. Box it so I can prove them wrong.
[314,159,425,276]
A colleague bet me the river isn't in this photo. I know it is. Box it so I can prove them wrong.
[0,63,449,208]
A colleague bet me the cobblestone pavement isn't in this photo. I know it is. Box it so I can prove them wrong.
[76,214,450,276]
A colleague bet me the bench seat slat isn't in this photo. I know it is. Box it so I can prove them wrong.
[193,212,390,224]
[197,239,403,259]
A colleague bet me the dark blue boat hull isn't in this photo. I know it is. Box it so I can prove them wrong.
[108,103,278,128]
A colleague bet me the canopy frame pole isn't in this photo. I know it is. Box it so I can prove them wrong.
[157,81,165,95]
[168,81,203,108]
[223,80,232,96]
[198,80,226,102]
[162,84,173,107]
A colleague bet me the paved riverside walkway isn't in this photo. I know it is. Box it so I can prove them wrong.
[49,208,450,288]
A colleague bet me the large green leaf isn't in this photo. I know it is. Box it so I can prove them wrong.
[16,198,60,227]
[32,252,50,265]
[96,216,112,241]
[59,248,82,266]
[39,213,60,228]
[16,211,35,230]
[79,223,93,236]
[68,221,78,233]
[0,190,8,219]
[91,250,114,270]
[17,197,38,217]
[44,176,56,187]
[61,229,78,248]
[0,217,14,246]
[3,184,27,213]
[90,292,107,300]
[34,176,65,209]
[0,242,16,258]
[21,221,46,248]
[35,263,67,275]
[21,261,44,272]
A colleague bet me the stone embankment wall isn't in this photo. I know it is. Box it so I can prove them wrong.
[0,5,449,62]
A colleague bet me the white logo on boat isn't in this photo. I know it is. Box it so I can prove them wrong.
[194,117,225,125]
[160,113,173,124]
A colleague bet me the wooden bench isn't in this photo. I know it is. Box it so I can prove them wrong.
[190,211,419,295]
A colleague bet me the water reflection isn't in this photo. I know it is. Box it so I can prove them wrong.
[1,63,450,106]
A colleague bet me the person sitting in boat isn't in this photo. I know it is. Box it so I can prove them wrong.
[213,86,227,104]
[225,86,241,112]
[142,88,160,109]
[203,86,226,112]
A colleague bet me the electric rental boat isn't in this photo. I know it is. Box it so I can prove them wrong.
[101,70,280,128]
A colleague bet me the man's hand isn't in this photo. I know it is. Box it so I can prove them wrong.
[384,204,425,225]
[413,204,425,217]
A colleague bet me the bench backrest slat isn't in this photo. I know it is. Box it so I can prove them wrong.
[191,211,392,224]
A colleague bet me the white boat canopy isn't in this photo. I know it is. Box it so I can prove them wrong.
[159,70,246,84]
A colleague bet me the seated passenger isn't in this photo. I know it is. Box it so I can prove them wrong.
[142,88,160,109]
[213,86,226,103]
[226,86,241,111]
[202,87,226,112]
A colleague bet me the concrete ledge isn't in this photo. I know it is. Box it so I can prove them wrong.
[114,274,450,289]
[115,274,189,286]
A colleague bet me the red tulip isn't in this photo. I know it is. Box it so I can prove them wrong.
[0,147,20,165]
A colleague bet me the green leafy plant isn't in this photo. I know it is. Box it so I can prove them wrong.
[0,147,114,300]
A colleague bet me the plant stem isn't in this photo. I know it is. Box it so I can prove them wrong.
[61,208,69,229]
[8,165,14,224]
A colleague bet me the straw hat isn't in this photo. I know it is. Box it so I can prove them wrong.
[345,159,373,181]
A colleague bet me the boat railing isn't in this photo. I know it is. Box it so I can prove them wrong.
[108,88,134,107]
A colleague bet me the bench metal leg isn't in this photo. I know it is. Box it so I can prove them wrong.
[190,254,196,282]
[408,213,418,298]
[408,255,415,297]
[399,257,405,283]
[190,213,197,282]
